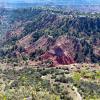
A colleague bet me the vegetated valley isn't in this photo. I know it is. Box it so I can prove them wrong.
[0,6,100,100]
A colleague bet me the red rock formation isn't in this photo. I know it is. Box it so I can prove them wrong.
[41,45,75,66]
[17,35,75,66]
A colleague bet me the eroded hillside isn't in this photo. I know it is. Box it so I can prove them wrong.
[0,7,100,66]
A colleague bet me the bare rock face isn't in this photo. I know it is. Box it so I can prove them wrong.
[41,36,75,66]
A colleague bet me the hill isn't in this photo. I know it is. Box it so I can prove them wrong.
[0,7,100,66]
